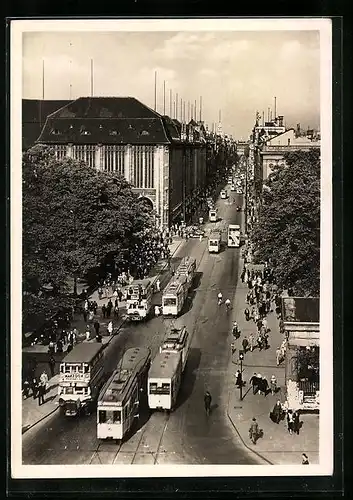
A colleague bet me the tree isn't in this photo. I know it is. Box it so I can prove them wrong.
[22,144,158,332]
[251,149,320,296]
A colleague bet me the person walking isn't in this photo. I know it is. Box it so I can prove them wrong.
[23,379,30,399]
[154,305,161,317]
[85,326,91,341]
[248,333,255,352]
[249,373,259,394]
[225,298,231,310]
[40,371,49,393]
[217,292,223,305]
[107,320,113,336]
[106,300,113,318]
[113,305,119,318]
[276,347,282,366]
[244,307,250,321]
[249,418,259,445]
[235,369,242,388]
[242,336,249,353]
[293,411,300,435]
[48,355,56,378]
[199,233,203,242]
[204,391,212,416]
[101,304,107,319]
[270,375,277,395]
[94,320,100,336]
[287,410,295,434]
[37,381,45,406]
[155,279,161,292]
[302,453,309,465]
[270,400,283,424]
[31,378,39,399]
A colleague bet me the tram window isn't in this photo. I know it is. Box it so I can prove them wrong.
[113,411,121,423]
[75,387,84,395]
[161,383,170,394]
[164,298,177,306]
[99,410,107,423]
[65,387,74,395]
[84,364,89,374]
[64,365,71,373]
[149,383,157,393]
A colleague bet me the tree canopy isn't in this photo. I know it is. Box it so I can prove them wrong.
[23,144,158,331]
[251,148,320,296]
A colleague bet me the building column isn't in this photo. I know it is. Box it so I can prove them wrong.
[124,145,132,183]
[67,144,73,158]
[95,145,102,172]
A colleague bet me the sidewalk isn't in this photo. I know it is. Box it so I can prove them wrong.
[22,237,184,434]
[226,212,319,465]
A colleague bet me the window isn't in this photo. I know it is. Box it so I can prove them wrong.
[50,128,61,135]
[72,145,96,168]
[99,410,106,423]
[80,126,91,136]
[141,130,149,136]
[84,364,89,374]
[109,130,118,136]
[149,383,170,395]
[132,146,154,189]
[113,410,121,423]
[65,387,74,395]
[103,145,125,175]
[54,145,67,160]
[163,297,177,306]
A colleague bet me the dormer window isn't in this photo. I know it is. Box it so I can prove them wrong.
[80,125,91,136]
[109,129,118,136]
[50,128,61,135]
[69,124,74,129]
[99,124,103,130]
[141,130,149,136]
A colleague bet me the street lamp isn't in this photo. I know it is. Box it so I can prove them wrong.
[239,350,244,401]
[69,209,78,296]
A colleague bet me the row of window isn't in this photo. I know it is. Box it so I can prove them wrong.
[52,145,155,188]
[50,127,151,137]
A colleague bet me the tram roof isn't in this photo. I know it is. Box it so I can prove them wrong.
[163,276,187,294]
[99,347,151,404]
[162,326,188,344]
[61,342,104,363]
[149,351,181,378]
[129,278,152,288]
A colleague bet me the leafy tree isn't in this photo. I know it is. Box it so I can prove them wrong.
[251,149,320,296]
[22,144,158,332]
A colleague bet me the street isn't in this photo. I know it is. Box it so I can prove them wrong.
[22,191,260,465]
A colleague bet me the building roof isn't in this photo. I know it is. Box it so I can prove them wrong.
[148,350,181,378]
[62,342,105,363]
[22,99,73,150]
[282,297,319,323]
[37,97,179,145]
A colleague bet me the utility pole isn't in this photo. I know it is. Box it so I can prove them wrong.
[239,351,244,401]
[245,155,248,235]
[90,59,94,97]
[169,89,172,116]
[163,80,166,115]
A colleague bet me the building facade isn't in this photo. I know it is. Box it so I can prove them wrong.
[36,96,207,229]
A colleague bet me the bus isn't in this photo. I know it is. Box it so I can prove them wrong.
[159,325,190,372]
[148,351,182,411]
[227,224,241,248]
[162,276,189,316]
[97,347,151,441]
[58,343,106,417]
[175,256,196,289]
[126,279,153,321]
[209,209,217,222]
[208,229,222,253]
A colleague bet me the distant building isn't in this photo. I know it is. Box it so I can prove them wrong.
[35,96,206,228]
[281,297,320,412]
[260,128,321,180]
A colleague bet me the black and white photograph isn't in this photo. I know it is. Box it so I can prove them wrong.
[11,18,332,478]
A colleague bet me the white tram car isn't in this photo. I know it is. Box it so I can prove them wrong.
[97,347,151,441]
[148,351,182,411]
[161,257,196,316]
[176,256,196,288]
[159,325,190,372]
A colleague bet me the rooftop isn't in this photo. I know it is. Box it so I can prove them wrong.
[149,350,181,378]
[62,342,104,364]
[282,297,319,323]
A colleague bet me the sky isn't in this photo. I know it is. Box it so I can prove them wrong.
[22,27,321,139]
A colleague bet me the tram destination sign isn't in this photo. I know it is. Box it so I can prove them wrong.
[60,373,90,382]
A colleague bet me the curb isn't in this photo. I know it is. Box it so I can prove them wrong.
[226,392,274,466]
[22,239,185,434]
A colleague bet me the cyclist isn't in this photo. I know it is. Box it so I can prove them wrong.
[232,321,239,337]
[225,298,231,310]
[204,391,212,416]
[217,292,223,305]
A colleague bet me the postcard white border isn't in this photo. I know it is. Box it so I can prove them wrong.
[11,17,333,479]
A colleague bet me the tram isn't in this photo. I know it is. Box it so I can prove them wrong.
[208,229,222,253]
[227,224,241,248]
[162,275,189,317]
[148,350,182,411]
[159,325,190,372]
[175,256,196,289]
[97,347,151,441]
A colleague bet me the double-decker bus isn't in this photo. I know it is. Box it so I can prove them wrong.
[58,343,106,417]
[209,209,217,222]
[162,276,189,316]
[97,347,151,441]
[126,279,153,321]
[148,351,182,411]
[227,224,241,248]
[159,325,190,372]
[208,229,222,253]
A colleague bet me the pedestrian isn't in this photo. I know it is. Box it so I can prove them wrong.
[98,286,103,300]
[242,336,249,353]
[94,320,100,335]
[83,309,88,323]
[96,333,102,343]
[302,453,309,465]
[66,343,73,353]
[106,300,113,318]
[244,307,250,321]
[107,320,113,336]
[260,376,269,396]
[270,400,283,424]
[22,379,30,399]
[204,391,212,416]
[85,326,91,341]
[88,309,94,322]
[117,289,123,302]
[270,375,277,395]
[40,370,49,392]
[113,305,119,318]
[199,234,203,242]
[48,339,55,356]
[48,356,56,378]
[37,382,45,406]
[276,347,282,366]
[293,411,300,435]
[154,305,160,317]
[101,304,107,319]
[249,418,259,445]
[257,335,263,351]
[56,339,63,353]
[31,378,38,399]
[235,369,242,388]
[249,373,259,394]
[287,409,295,434]
[155,279,161,292]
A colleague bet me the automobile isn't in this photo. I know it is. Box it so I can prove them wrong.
[230,184,236,191]
[220,190,227,199]
[187,226,205,238]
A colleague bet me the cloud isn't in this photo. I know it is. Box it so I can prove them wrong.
[208,39,251,61]
[155,32,216,60]
[279,40,302,59]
